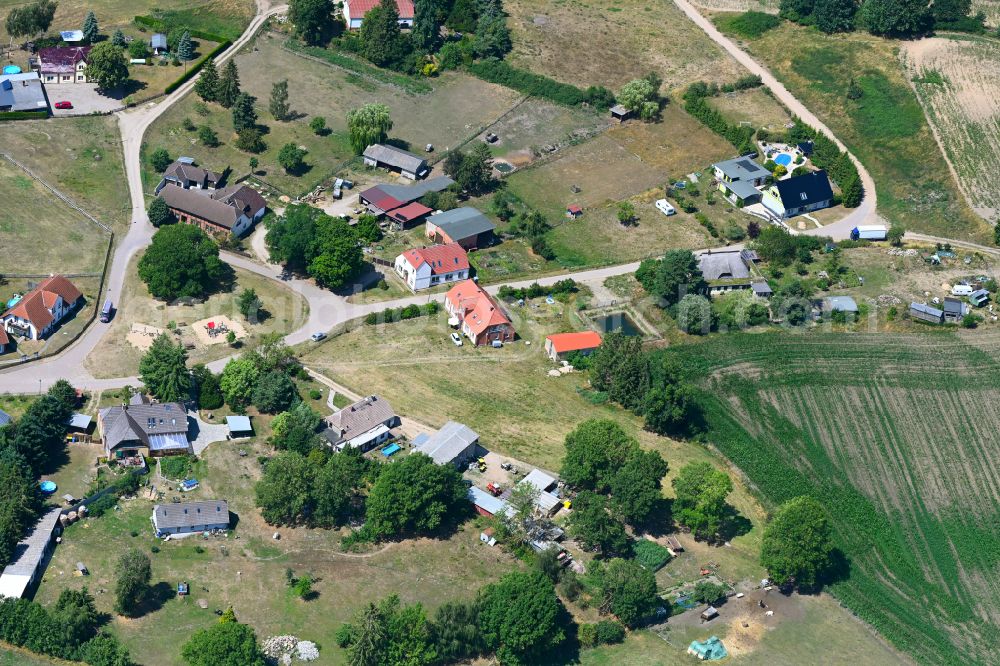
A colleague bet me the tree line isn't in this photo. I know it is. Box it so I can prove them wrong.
[780,0,990,36]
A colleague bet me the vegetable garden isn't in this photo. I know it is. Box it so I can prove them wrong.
[668,332,1000,664]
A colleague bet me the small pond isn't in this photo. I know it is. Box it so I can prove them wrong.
[592,312,641,336]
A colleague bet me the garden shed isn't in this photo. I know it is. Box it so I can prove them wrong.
[225,415,253,439]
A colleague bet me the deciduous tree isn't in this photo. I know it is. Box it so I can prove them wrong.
[114,549,151,616]
[609,449,668,524]
[137,223,230,300]
[858,0,931,36]
[760,496,836,590]
[269,79,290,120]
[672,462,733,542]
[219,356,261,407]
[147,197,174,227]
[567,490,631,556]
[84,42,129,91]
[560,418,639,492]
[277,143,307,173]
[255,451,315,524]
[347,103,392,154]
[150,147,172,172]
[252,370,298,413]
[363,453,468,540]
[358,2,408,68]
[635,249,706,307]
[289,0,336,45]
[477,570,565,665]
[813,0,857,32]
[181,618,267,666]
[597,558,658,627]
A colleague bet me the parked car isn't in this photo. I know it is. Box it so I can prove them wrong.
[655,199,676,216]
[310,332,327,342]
[54,101,72,110]
[450,332,463,346]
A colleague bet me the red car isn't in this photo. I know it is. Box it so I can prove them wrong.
[54,101,73,110]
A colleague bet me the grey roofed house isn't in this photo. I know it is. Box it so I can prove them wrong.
[824,295,858,313]
[157,161,221,193]
[0,73,48,113]
[376,176,454,203]
[213,184,267,219]
[713,156,772,182]
[910,302,944,324]
[363,144,429,179]
[416,421,479,466]
[152,500,230,534]
[323,395,399,450]
[98,402,189,455]
[751,281,773,298]
[159,184,242,229]
[427,207,496,241]
[698,249,751,281]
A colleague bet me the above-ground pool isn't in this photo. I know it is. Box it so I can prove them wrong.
[39,481,57,494]
[774,153,793,167]
[2,65,21,74]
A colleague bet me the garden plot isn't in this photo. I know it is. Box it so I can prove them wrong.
[505,0,746,91]
[903,36,1000,223]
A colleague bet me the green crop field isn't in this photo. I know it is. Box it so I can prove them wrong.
[669,331,1000,664]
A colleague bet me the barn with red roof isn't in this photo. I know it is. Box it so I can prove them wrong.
[544,331,602,362]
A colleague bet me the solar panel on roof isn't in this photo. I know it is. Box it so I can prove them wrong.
[737,160,757,171]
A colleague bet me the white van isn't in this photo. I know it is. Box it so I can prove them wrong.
[655,199,676,217]
[951,283,974,296]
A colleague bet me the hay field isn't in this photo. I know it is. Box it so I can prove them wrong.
[973,0,1000,25]
[903,36,1000,224]
[690,0,778,12]
[674,332,1000,664]
[505,0,746,91]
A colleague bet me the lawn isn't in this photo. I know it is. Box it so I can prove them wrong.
[669,331,1000,664]
[33,437,516,666]
[741,22,990,242]
[706,86,791,131]
[0,0,254,43]
[0,117,129,232]
[0,158,112,276]
[505,0,747,91]
[142,33,527,196]
[83,255,308,378]
[902,35,1000,224]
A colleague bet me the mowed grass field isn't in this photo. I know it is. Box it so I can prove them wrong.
[0,0,254,43]
[671,331,1000,664]
[902,35,1000,223]
[505,0,746,91]
[143,33,560,195]
[83,255,308,378]
[707,86,792,131]
[504,104,741,267]
[0,117,129,231]
[741,23,990,243]
[0,159,111,275]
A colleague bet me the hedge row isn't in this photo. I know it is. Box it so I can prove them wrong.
[0,111,49,121]
[364,301,439,325]
[164,39,232,94]
[133,15,229,44]
[683,93,755,154]
[0,597,130,664]
[467,59,614,109]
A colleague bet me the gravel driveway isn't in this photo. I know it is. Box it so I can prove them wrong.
[47,83,123,116]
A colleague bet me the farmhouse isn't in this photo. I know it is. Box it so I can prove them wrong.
[445,280,515,346]
[425,208,496,250]
[343,0,414,29]
[158,183,266,237]
[712,156,770,205]
[910,302,944,324]
[394,242,470,292]
[36,46,90,83]
[698,249,755,294]
[0,509,62,599]
[98,402,191,458]
[415,421,480,467]
[152,500,230,536]
[2,275,83,341]
[362,144,428,180]
[322,395,399,452]
[544,331,602,362]
[0,72,48,113]
[762,170,834,219]
[154,160,221,194]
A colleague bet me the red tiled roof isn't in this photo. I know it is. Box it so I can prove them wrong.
[0,326,8,346]
[445,280,510,337]
[360,185,404,212]
[3,275,82,332]
[401,242,469,275]
[386,201,432,223]
[347,0,414,19]
[567,204,582,214]
[546,331,602,353]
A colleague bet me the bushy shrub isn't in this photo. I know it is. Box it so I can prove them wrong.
[717,11,781,38]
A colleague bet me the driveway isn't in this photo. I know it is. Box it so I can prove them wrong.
[46,83,123,116]
[187,412,230,455]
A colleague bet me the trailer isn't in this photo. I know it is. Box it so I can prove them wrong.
[850,225,888,241]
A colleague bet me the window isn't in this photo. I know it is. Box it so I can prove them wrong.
[800,192,808,201]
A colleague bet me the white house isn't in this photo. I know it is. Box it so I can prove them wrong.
[2,275,83,341]
[394,242,470,292]
[761,170,834,219]
[36,46,90,84]
[152,500,230,536]
[343,0,414,29]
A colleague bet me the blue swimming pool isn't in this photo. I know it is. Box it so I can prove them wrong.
[774,153,792,167]
[2,65,21,75]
